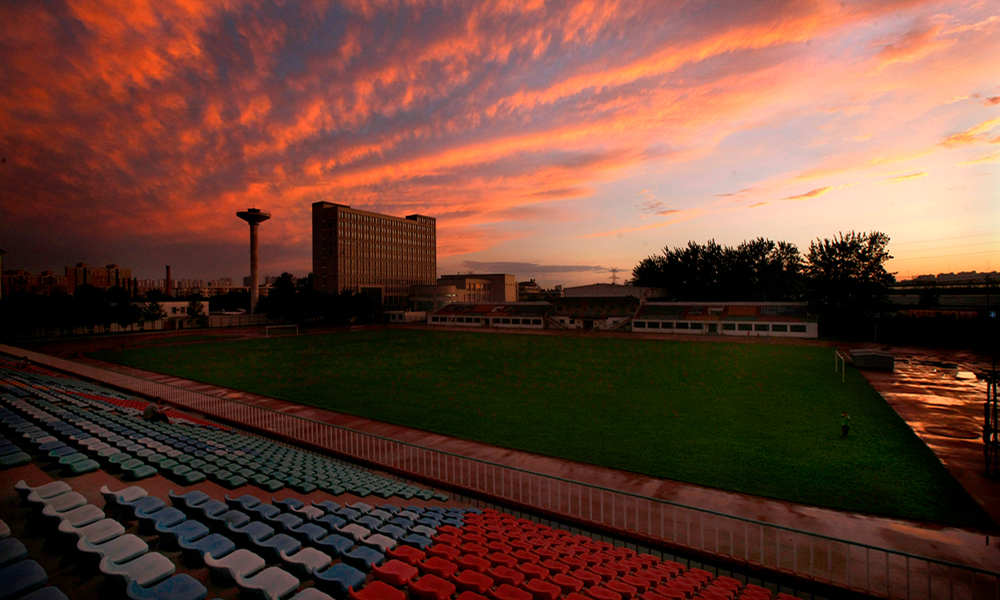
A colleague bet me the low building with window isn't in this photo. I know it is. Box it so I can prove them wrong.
[428,302,552,329]
[632,302,817,338]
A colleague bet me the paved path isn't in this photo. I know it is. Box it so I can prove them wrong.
[28,330,1000,572]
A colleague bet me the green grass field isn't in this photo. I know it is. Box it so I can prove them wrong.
[94,329,991,528]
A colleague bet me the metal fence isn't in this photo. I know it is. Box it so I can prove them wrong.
[4,343,997,599]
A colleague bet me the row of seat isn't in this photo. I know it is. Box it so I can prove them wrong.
[0,430,32,469]
[103,484,476,600]
[0,514,71,600]
[1,363,444,500]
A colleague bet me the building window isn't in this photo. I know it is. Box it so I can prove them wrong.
[635,321,646,328]
[790,324,807,333]
[648,321,659,329]
[689,323,702,330]
[755,324,769,332]
[723,323,736,330]
[737,323,752,331]
[771,324,788,332]
[676,322,689,329]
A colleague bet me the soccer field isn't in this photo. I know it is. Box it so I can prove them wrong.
[94,329,990,527]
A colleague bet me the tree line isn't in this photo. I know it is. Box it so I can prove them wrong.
[628,231,894,337]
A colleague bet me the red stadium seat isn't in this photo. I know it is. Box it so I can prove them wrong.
[561,556,588,571]
[434,533,463,547]
[534,548,559,561]
[621,574,651,593]
[350,581,406,600]
[521,577,561,600]
[409,574,457,600]
[571,569,602,587]
[585,587,623,600]
[460,543,489,558]
[514,562,549,581]
[387,544,426,566]
[485,541,512,554]
[453,570,494,595]
[373,559,419,586]
[489,584,533,600]
[487,552,518,569]
[489,565,525,587]
[426,544,461,562]
[512,550,540,564]
[456,553,491,573]
[419,556,459,579]
[590,565,616,581]
[539,559,569,575]
[604,580,638,600]
[549,573,584,594]
[457,592,489,600]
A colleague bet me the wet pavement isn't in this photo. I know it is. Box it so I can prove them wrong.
[24,330,1000,573]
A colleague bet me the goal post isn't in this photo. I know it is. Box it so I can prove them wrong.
[266,324,299,338]
[834,351,846,383]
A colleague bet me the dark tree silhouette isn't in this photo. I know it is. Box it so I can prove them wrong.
[805,231,894,336]
[629,238,803,301]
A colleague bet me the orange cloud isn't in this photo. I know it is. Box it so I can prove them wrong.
[939,117,1000,147]
[883,171,928,182]
[784,186,832,200]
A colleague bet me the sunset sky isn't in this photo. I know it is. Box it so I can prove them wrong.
[2,0,998,288]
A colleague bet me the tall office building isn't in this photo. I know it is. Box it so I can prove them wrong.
[312,202,436,310]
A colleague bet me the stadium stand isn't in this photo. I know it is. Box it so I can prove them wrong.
[0,355,809,600]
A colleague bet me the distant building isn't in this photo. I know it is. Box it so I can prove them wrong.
[2,269,68,296]
[632,302,817,338]
[517,279,543,300]
[438,274,516,302]
[411,273,516,311]
[64,263,132,294]
[312,202,436,310]
[562,283,658,300]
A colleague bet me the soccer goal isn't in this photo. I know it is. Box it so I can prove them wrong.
[834,350,847,383]
[266,324,299,338]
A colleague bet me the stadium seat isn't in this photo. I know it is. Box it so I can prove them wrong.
[280,546,332,579]
[156,519,209,550]
[78,533,148,564]
[453,570,494,594]
[409,574,456,600]
[0,538,28,568]
[15,480,70,500]
[58,517,125,545]
[255,533,301,563]
[349,580,405,600]
[235,566,299,600]
[126,573,208,600]
[204,548,266,586]
[314,562,366,596]
[99,552,177,587]
[488,584,533,600]
[0,559,48,600]
[101,484,149,509]
[178,532,235,565]
[43,503,104,528]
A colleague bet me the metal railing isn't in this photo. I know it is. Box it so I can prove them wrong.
[3,343,998,599]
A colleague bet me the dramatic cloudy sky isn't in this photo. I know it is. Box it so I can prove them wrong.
[2,0,998,287]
